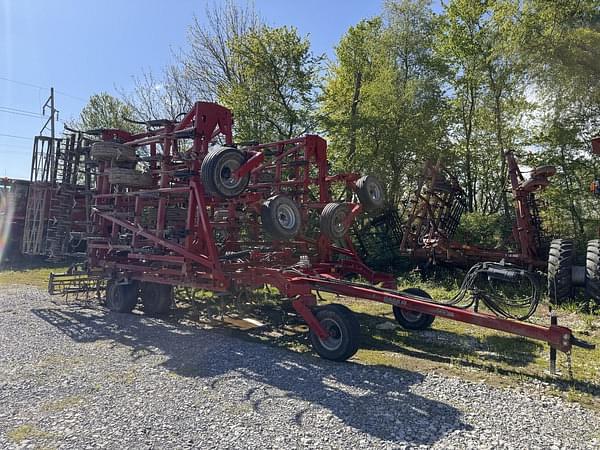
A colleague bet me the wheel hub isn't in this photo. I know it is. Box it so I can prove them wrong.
[319,318,343,351]
[276,204,297,230]
[219,161,242,189]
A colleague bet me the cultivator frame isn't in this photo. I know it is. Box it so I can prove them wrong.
[48,101,593,365]
[22,133,93,260]
[372,153,556,270]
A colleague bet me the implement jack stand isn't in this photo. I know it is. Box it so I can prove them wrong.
[549,313,558,376]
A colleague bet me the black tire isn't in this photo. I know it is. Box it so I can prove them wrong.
[106,281,139,313]
[91,142,137,162]
[261,195,302,240]
[309,304,360,361]
[320,202,351,240]
[355,175,385,212]
[393,287,436,330]
[140,282,173,315]
[108,168,153,188]
[547,238,574,304]
[200,147,249,198]
[585,239,600,302]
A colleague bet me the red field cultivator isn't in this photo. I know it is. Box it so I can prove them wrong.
[48,101,593,366]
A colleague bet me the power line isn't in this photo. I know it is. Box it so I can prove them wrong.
[0,76,87,103]
[0,105,43,116]
[0,76,45,90]
[0,108,43,119]
[0,133,31,141]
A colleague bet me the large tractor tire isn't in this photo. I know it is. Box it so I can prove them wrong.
[585,239,600,302]
[547,239,574,304]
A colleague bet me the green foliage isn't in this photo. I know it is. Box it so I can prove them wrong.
[76,93,142,133]
[220,26,323,142]
[454,211,509,249]
[320,1,449,204]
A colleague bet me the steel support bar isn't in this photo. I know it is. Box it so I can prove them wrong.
[291,277,578,352]
[95,211,215,269]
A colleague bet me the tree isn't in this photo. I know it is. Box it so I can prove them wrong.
[123,2,321,142]
[122,65,196,121]
[183,0,261,102]
[221,26,323,142]
[516,0,600,239]
[436,0,531,220]
[75,92,141,133]
[321,0,448,204]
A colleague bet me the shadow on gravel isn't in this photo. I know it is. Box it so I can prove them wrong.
[355,309,543,367]
[33,306,471,445]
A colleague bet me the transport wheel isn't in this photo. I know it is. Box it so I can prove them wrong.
[91,142,137,162]
[320,202,351,240]
[106,281,139,313]
[393,288,436,330]
[140,282,173,315]
[261,195,302,240]
[585,239,600,302]
[108,168,153,188]
[309,304,360,362]
[547,238,574,304]
[201,147,249,198]
[355,175,385,212]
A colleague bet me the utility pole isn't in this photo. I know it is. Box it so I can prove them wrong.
[40,87,58,184]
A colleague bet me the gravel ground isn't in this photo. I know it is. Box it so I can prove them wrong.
[0,286,599,449]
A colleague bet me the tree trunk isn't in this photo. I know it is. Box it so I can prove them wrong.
[348,71,362,162]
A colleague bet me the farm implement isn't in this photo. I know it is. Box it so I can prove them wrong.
[47,101,594,368]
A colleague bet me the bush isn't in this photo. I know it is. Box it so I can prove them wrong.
[454,211,512,249]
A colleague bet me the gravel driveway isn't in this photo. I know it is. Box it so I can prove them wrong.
[0,286,598,449]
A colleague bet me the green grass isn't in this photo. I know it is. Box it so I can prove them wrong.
[7,424,53,444]
[41,395,83,412]
[0,265,67,289]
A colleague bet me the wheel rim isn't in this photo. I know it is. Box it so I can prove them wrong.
[276,203,297,230]
[400,309,423,323]
[367,181,382,202]
[318,318,344,351]
[331,207,348,237]
[218,159,243,190]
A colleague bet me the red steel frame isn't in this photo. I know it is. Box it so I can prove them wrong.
[86,101,590,355]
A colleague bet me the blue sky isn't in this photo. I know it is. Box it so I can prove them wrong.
[0,0,424,179]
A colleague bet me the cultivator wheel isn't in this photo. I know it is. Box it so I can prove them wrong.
[140,282,172,315]
[585,239,600,302]
[320,202,350,240]
[547,238,574,304]
[201,147,250,198]
[392,288,436,330]
[90,142,137,162]
[261,195,302,240]
[108,168,153,188]
[355,175,385,212]
[106,281,139,313]
[309,304,360,361]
